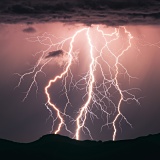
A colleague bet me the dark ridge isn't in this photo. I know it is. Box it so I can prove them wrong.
[0,133,160,160]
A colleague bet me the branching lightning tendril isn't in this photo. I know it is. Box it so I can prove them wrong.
[15,25,157,141]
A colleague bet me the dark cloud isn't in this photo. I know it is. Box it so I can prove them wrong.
[0,0,160,25]
[22,27,36,33]
[45,50,64,59]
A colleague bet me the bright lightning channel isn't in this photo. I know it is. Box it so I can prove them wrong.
[45,28,88,134]
[15,25,147,141]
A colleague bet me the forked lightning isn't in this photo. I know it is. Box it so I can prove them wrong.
[16,25,149,141]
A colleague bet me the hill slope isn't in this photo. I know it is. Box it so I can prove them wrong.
[0,134,160,160]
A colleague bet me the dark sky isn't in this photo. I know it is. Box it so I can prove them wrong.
[0,1,160,143]
[0,0,160,25]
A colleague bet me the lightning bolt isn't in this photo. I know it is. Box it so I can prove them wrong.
[16,25,158,141]
[75,28,95,140]
[44,28,88,134]
[111,27,134,141]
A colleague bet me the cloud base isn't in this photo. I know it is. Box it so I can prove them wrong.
[0,0,160,25]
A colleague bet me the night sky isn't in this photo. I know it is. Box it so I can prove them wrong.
[0,0,160,143]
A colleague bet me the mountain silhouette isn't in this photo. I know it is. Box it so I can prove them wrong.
[0,133,160,160]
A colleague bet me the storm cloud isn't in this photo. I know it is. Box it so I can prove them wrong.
[0,0,160,25]
[22,27,36,33]
[45,50,64,59]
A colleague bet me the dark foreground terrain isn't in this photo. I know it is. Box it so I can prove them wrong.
[0,133,160,160]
